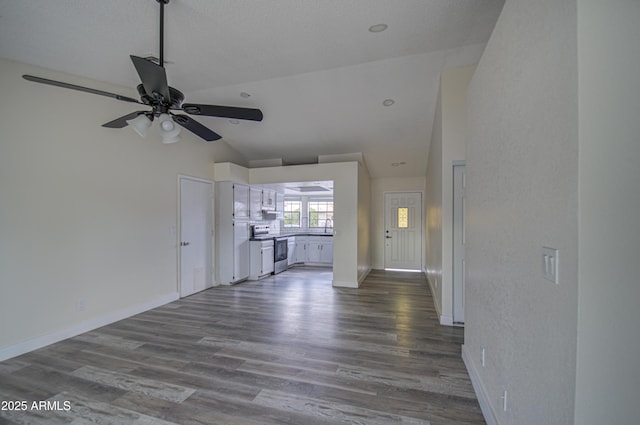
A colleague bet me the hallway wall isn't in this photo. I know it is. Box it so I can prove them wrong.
[464,0,579,423]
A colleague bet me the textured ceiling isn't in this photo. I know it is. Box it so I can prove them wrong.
[0,0,504,178]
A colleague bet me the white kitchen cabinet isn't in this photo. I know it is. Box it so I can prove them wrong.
[249,187,263,220]
[233,221,250,279]
[249,239,274,280]
[294,236,307,263]
[276,192,285,215]
[233,183,250,219]
[306,239,323,263]
[216,182,250,285]
[287,236,296,266]
[319,238,333,263]
[292,235,333,265]
[262,189,276,210]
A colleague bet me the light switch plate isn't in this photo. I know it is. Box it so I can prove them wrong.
[542,247,559,284]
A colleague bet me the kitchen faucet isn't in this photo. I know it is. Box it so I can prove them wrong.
[324,217,333,234]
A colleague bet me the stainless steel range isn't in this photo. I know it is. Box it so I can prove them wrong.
[250,224,289,275]
[273,236,289,274]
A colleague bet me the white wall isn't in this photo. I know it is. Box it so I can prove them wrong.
[464,0,579,424]
[0,59,234,359]
[370,177,426,269]
[425,87,443,317]
[424,65,475,324]
[248,161,368,287]
[575,1,640,423]
[357,162,372,283]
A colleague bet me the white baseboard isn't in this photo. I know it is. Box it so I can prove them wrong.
[462,344,499,425]
[357,267,372,286]
[440,314,454,326]
[426,276,452,326]
[0,292,179,362]
[332,279,359,288]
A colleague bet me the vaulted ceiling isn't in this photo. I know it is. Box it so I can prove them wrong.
[0,0,504,177]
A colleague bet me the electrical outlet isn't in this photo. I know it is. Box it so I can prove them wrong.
[76,299,86,312]
[542,247,559,284]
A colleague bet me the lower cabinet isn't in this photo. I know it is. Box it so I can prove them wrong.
[287,237,296,266]
[293,236,333,265]
[249,240,274,280]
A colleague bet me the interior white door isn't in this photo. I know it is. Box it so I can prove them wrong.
[384,192,422,270]
[453,163,466,324]
[179,177,213,298]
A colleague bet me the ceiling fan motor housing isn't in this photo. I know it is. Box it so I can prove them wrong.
[136,83,184,114]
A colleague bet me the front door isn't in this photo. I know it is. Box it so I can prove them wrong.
[179,176,213,298]
[384,192,422,270]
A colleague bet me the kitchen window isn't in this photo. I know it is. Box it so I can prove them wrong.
[308,200,333,228]
[283,200,302,228]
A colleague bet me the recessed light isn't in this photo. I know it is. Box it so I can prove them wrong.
[240,92,251,98]
[369,23,388,33]
[383,99,395,107]
[229,119,240,125]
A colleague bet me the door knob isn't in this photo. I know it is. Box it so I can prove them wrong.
[181,241,190,246]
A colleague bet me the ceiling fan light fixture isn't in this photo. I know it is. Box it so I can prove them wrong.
[158,113,180,143]
[126,114,152,138]
[161,135,180,144]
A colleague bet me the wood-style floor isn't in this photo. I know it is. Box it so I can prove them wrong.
[0,268,485,425]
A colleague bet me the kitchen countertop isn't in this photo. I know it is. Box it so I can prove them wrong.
[280,233,333,237]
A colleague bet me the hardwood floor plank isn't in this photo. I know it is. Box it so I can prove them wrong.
[70,365,196,403]
[252,389,430,424]
[0,268,484,424]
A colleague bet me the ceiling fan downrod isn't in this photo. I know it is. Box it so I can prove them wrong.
[157,0,170,68]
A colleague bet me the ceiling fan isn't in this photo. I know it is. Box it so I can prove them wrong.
[22,0,263,144]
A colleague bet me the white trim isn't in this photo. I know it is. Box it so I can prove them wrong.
[177,174,215,185]
[332,279,359,288]
[0,292,179,362]
[427,275,447,325]
[462,344,499,425]
[440,314,454,326]
[384,268,422,272]
[358,267,372,285]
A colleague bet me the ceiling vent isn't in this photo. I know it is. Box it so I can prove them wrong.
[294,186,331,192]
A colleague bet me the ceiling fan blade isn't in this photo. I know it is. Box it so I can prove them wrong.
[22,75,141,104]
[130,55,171,102]
[172,114,222,141]
[182,104,263,122]
[102,111,148,128]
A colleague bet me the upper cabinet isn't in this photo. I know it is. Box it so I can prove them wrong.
[220,182,285,221]
[262,189,276,211]
[216,182,249,219]
[233,183,250,219]
[249,187,263,220]
[276,192,284,215]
